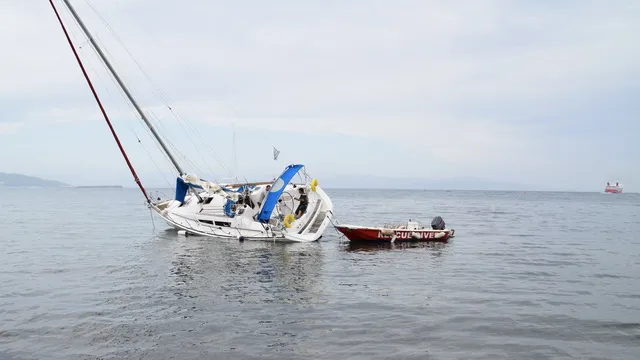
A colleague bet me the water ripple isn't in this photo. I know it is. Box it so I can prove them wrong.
[0,188,639,359]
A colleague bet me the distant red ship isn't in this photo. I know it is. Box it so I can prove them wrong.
[604,182,623,194]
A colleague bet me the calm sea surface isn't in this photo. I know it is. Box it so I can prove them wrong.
[0,188,639,359]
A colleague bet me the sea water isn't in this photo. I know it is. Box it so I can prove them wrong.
[0,188,638,359]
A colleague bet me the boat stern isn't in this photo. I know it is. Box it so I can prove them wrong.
[281,185,334,242]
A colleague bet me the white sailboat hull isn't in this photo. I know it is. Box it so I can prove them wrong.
[151,183,334,242]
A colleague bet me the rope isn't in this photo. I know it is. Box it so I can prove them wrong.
[149,206,156,230]
[326,210,346,241]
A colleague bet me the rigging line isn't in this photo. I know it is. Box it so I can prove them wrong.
[82,52,175,189]
[82,32,178,176]
[66,9,184,194]
[158,134,207,175]
[165,103,235,176]
[187,118,234,176]
[83,0,226,168]
[70,30,147,150]
[82,44,200,183]
[88,30,212,180]
[84,64,174,190]
[60,16,173,177]
[83,0,234,177]
[49,0,150,203]
[88,33,172,143]
[158,99,236,177]
[82,0,194,125]
[61,3,172,186]
[61,0,185,176]
[166,110,235,179]
[162,104,234,176]
[145,107,218,180]
[69,6,174,193]
[126,91,221,180]
[84,0,173,106]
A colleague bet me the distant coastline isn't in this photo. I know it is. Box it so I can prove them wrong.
[0,172,68,187]
[0,172,127,189]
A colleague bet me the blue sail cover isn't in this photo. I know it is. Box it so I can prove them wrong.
[175,175,258,204]
[174,177,204,203]
[257,164,304,222]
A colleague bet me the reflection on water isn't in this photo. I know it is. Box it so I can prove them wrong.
[160,232,326,305]
[342,240,450,254]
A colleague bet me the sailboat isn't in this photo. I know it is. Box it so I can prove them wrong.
[48,0,335,242]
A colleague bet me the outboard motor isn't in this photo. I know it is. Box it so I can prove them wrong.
[431,216,446,230]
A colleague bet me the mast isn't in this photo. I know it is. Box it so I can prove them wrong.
[49,0,150,203]
[59,0,185,176]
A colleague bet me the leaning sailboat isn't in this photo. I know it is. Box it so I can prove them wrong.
[49,0,334,242]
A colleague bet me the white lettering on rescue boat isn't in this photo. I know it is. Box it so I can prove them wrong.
[377,231,440,239]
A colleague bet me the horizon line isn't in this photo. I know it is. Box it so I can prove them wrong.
[46,185,630,193]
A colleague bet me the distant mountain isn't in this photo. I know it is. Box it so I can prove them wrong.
[0,172,69,187]
[320,174,543,191]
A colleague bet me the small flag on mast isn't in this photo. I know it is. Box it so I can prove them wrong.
[273,146,280,160]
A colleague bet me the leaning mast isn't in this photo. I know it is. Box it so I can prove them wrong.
[49,0,154,202]
[57,0,185,176]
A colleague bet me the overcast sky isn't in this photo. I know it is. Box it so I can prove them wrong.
[1,0,638,191]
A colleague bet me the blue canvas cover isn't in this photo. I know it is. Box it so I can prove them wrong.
[256,164,304,222]
[174,176,205,203]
